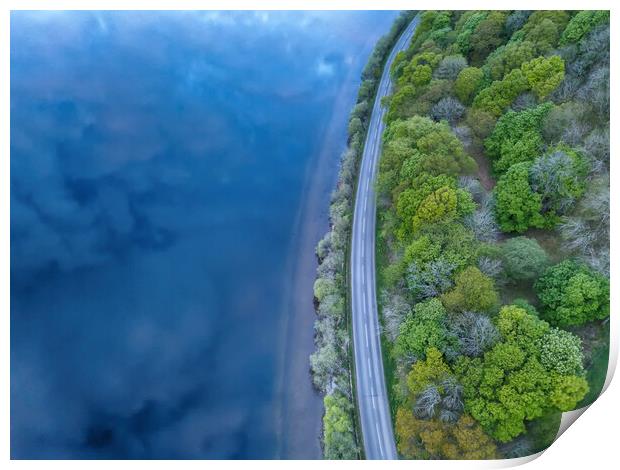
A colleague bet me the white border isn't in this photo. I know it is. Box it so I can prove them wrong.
[1,1,617,467]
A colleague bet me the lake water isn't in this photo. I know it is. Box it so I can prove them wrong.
[10,11,397,459]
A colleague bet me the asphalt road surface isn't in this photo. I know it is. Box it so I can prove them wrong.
[350,16,419,460]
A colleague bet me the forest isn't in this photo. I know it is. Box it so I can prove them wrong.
[312,9,609,459]
[377,10,610,459]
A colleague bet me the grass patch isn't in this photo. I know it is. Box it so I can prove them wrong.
[375,205,400,420]
[527,411,562,453]
[579,322,610,407]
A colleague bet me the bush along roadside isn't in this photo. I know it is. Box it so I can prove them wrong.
[310,11,417,460]
[375,10,609,459]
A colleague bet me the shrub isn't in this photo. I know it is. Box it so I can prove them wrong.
[559,176,609,274]
[441,266,499,313]
[381,290,411,343]
[535,260,610,327]
[465,201,500,242]
[501,236,549,281]
[511,92,537,112]
[577,65,609,119]
[583,127,609,165]
[542,102,590,146]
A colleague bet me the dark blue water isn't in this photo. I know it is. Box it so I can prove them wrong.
[10,11,396,459]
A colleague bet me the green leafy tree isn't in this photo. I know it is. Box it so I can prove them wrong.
[521,55,565,99]
[403,234,441,266]
[539,328,584,376]
[501,236,549,281]
[493,162,545,233]
[454,66,484,104]
[441,266,499,313]
[412,186,475,232]
[455,11,488,55]
[396,410,499,459]
[398,51,442,87]
[407,347,452,396]
[484,102,552,174]
[411,64,433,87]
[468,11,507,65]
[396,174,457,239]
[535,260,610,327]
[485,40,536,81]
[560,10,610,45]
[416,221,478,270]
[473,68,529,117]
[314,277,338,302]
[394,299,450,360]
[386,85,417,123]
[380,116,476,204]
[323,393,358,459]
[520,11,570,53]
[549,374,589,410]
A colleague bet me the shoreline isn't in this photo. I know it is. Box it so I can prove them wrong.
[274,45,370,459]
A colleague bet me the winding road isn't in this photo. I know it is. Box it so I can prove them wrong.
[350,16,418,460]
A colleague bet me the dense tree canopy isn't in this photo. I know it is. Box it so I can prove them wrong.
[370,9,608,461]
[535,260,610,327]
[455,306,588,442]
